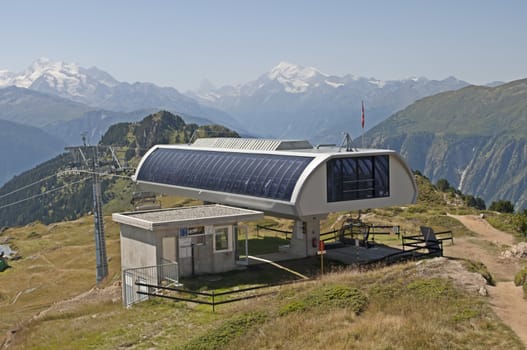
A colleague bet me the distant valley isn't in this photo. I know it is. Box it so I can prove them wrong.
[0,120,65,185]
[366,78,527,210]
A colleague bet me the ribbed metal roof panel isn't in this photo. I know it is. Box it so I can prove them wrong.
[191,138,312,151]
[136,147,315,201]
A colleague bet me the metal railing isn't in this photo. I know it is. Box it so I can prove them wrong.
[256,225,292,240]
[122,263,179,307]
[135,278,309,312]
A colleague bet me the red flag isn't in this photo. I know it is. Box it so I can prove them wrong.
[361,100,365,129]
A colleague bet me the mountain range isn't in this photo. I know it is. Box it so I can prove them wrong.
[188,61,470,143]
[0,58,474,186]
[366,78,527,210]
[0,57,242,132]
[2,58,521,212]
[0,59,245,185]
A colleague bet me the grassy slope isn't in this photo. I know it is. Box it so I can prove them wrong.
[1,175,525,349]
[368,79,527,138]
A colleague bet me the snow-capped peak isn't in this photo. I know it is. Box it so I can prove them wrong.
[268,61,325,81]
[0,57,119,97]
[266,61,327,93]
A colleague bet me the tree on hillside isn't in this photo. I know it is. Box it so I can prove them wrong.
[513,209,527,239]
[436,178,451,192]
[489,200,515,213]
[465,195,486,210]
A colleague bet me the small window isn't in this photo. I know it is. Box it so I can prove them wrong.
[214,226,231,252]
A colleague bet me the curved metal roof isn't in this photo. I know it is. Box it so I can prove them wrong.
[134,139,418,218]
[136,147,314,201]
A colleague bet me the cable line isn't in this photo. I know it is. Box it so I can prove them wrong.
[0,177,91,211]
[0,173,58,200]
[67,170,134,180]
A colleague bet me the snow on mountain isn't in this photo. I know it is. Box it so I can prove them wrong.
[266,62,326,93]
[0,58,243,133]
[187,62,470,143]
[325,80,344,88]
[0,57,119,98]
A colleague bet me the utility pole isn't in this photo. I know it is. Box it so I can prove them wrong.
[66,135,121,283]
[90,145,108,283]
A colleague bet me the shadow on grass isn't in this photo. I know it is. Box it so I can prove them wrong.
[180,256,345,291]
[238,236,289,255]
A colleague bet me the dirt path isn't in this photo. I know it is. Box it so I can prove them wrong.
[448,214,515,246]
[446,215,527,348]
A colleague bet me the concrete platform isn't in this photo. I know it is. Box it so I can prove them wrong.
[247,250,307,264]
[247,242,413,266]
[324,243,406,265]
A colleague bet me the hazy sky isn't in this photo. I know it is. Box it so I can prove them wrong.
[1,0,526,91]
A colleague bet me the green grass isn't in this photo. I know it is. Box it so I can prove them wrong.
[179,312,268,350]
[238,236,289,255]
[514,267,527,286]
[485,212,521,239]
[2,173,524,349]
[5,248,523,350]
[279,284,368,316]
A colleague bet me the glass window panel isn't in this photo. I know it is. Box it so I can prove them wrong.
[327,155,390,202]
[214,226,230,252]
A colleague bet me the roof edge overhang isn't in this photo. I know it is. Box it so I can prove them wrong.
[135,180,300,218]
[112,204,264,231]
[391,152,418,203]
[291,149,418,217]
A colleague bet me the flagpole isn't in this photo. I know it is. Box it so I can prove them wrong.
[361,100,365,149]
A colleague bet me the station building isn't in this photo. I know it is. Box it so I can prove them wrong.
[127,138,417,259]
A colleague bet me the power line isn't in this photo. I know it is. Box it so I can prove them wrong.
[59,169,134,180]
[0,170,132,209]
[0,177,91,211]
[0,173,58,200]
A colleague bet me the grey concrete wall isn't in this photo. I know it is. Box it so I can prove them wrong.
[120,222,239,278]
[120,225,158,270]
[288,217,322,257]
[178,225,237,277]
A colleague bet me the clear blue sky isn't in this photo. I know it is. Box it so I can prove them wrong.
[1,0,526,90]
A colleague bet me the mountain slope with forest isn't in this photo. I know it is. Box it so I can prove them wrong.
[366,78,527,210]
[0,111,238,227]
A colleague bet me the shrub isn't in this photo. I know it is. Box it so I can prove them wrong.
[463,260,496,286]
[279,300,307,316]
[406,278,456,299]
[282,285,369,316]
[436,178,451,192]
[512,210,527,238]
[489,200,515,213]
[27,231,41,239]
[514,267,527,287]
[181,312,267,350]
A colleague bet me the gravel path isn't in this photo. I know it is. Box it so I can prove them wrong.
[446,215,527,348]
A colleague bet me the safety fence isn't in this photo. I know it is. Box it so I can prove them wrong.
[122,263,179,307]
[256,225,292,240]
[135,278,309,312]
[320,225,401,245]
